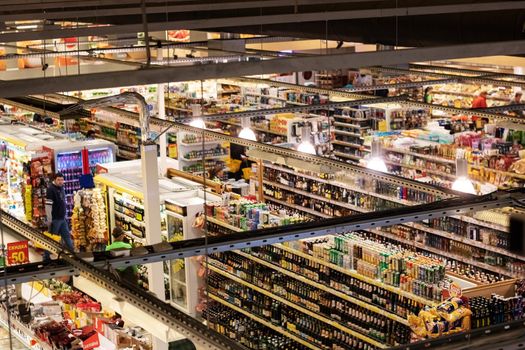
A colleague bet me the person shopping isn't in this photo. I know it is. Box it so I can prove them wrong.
[105,227,138,284]
[45,173,74,260]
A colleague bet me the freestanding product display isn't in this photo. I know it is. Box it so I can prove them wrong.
[0,125,65,224]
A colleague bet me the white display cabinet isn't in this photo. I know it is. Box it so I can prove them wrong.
[164,189,221,316]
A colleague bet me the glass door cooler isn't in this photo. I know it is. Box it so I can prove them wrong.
[48,139,116,220]
[164,189,221,316]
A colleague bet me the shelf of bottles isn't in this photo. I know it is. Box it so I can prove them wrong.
[259,159,522,279]
[178,132,229,178]
[77,118,141,160]
[112,191,146,244]
[206,248,412,349]
[332,107,372,162]
[55,151,83,220]
[201,222,524,349]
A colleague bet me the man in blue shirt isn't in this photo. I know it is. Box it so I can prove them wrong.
[45,173,74,257]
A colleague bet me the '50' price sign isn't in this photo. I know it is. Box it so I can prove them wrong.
[7,241,29,266]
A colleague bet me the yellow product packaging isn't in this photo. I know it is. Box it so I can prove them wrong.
[425,320,448,338]
[408,314,427,338]
[439,306,472,323]
[461,315,471,331]
[418,308,439,322]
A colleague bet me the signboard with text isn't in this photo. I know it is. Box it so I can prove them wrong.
[7,241,29,266]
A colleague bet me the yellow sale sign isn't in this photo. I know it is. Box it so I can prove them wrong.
[7,241,29,266]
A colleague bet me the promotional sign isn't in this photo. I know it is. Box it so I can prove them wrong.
[442,281,462,299]
[7,240,29,265]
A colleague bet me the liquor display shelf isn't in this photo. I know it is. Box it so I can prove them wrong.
[261,166,520,277]
[263,196,332,219]
[207,293,321,350]
[450,214,508,232]
[207,260,388,349]
[384,160,457,179]
[265,186,518,277]
[333,151,363,161]
[383,146,525,182]
[206,216,244,233]
[264,180,364,213]
[405,222,524,261]
[219,119,288,137]
[0,308,53,350]
[263,163,417,206]
[275,244,436,306]
[369,227,521,279]
[234,250,410,325]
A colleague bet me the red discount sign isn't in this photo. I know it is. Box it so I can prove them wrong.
[7,241,29,266]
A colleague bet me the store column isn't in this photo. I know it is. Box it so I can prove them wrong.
[141,142,168,350]
[157,44,167,176]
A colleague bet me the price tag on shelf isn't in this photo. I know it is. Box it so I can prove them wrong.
[7,241,29,266]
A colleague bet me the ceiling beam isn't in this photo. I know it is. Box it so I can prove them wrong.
[0,0,374,20]
[1,39,525,97]
[1,1,524,42]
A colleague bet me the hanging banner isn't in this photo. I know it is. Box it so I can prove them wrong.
[7,241,29,265]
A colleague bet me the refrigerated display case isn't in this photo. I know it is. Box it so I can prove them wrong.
[46,139,116,220]
[164,190,221,315]
[93,169,204,295]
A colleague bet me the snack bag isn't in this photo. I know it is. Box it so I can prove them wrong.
[408,314,427,338]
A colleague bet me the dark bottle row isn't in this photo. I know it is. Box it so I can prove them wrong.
[263,168,421,211]
[207,271,380,350]
[249,245,424,319]
[263,184,356,217]
[210,252,412,346]
[469,294,524,329]
[427,217,509,249]
[202,303,307,350]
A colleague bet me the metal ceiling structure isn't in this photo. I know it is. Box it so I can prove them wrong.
[0,1,522,96]
[0,0,523,42]
[2,39,525,97]
[1,2,525,350]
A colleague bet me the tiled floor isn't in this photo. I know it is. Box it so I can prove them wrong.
[0,326,28,350]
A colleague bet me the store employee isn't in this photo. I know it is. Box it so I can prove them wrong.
[45,173,75,254]
[106,227,138,285]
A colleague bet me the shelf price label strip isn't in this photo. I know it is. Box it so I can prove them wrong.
[206,261,388,348]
